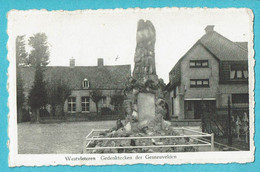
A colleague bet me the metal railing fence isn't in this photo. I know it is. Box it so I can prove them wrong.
[83,127,214,153]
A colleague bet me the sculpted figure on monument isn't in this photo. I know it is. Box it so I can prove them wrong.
[133,19,156,78]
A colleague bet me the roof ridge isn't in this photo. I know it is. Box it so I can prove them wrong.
[20,63,131,90]
[209,31,248,52]
[199,31,248,61]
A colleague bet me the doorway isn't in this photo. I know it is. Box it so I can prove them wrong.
[193,100,216,119]
[194,101,203,119]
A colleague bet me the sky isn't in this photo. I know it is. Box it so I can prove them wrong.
[8,8,252,82]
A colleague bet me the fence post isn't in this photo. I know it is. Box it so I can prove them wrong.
[83,139,86,154]
[228,96,232,146]
[211,133,214,151]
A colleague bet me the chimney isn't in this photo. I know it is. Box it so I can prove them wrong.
[205,25,215,33]
[97,58,104,67]
[70,57,75,68]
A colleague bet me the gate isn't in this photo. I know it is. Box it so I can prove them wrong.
[201,98,249,149]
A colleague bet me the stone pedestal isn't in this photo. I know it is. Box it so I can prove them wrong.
[137,93,155,124]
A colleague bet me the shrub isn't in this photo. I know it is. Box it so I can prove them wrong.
[101,107,113,116]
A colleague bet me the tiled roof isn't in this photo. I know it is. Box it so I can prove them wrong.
[199,31,248,61]
[21,65,131,92]
[235,42,248,51]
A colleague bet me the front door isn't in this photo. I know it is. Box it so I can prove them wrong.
[194,101,202,119]
[194,100,216,119]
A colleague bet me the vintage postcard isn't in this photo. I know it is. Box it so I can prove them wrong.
[8,7,254,166]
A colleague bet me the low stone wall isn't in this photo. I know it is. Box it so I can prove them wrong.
[171,121,201,127]
[66,114,125,122]
[39,114,125,123]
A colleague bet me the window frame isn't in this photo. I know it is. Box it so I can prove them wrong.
[101,96,106,105]
[230,65,248,80]
[82,78,90,89]
[190,60,209,68]
[190,79,210,88]
[68,97,76,113]
[185,101,192,111]
[230,70,248,80]
[232,94,249,104]
[81,96,90,112]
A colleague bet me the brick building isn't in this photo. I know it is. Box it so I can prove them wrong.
[166,25,249,121]
[20,58,131,117]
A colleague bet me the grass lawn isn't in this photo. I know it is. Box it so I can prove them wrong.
[18,121,116,154]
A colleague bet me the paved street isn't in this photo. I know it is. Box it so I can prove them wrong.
[18,121,115,154]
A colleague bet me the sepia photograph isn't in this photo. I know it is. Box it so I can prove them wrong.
[7,7,254,166]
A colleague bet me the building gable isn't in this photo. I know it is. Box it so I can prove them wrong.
[168,26,248,89]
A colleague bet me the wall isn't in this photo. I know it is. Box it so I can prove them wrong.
[169,86,185,119]
[218,84,249,106]
[180,43,219,99]
[184,101,194,119]
[169,61,181,86]
[168,90,174,117]
[176,43,219,119]
[64,89,122,115]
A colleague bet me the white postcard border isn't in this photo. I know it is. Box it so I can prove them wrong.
[7,7,255,167]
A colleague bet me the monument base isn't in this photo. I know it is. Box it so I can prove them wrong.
[137,93,155,125]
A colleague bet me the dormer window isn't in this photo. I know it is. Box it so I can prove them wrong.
[82,78,89,89]
[230,65,248,80]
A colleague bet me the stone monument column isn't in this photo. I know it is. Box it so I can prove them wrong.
[124,19,168,131]
[133,19,157,80]
[132,20,159,126]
